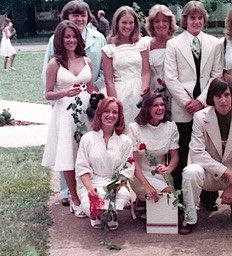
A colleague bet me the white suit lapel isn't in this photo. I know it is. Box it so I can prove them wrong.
[200,32,213,71]
[222,119,232,161]
[204,108,223,158]
[176,32,196,71]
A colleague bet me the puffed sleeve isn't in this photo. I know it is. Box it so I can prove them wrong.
[75,133,93,177]
[136,39,147,52]
[169,121,180,150]
[101,44,114,58]
[127,122,140,151]
[119,134,135,180]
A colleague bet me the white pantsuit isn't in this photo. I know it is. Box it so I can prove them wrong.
[182,107,232,225]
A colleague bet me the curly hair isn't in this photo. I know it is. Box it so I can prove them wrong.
[53,20,86,69]
[225,9,232,40]
[92,97,125,135]
[107,6,140,44]
[145,4,177,37]
[135,90,168,125]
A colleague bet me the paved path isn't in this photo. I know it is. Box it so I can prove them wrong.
[0,100,51,147]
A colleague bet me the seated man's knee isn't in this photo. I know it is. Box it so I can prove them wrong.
[183,164,204,180]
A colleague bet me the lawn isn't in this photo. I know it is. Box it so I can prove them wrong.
[0,50,53,255]
[0,147,52,256]
[0,51,47,104]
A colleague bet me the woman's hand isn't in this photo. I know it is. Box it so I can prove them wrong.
[155,164,171,174]
[144,183,159,202]
[88,187,99,197]
[65,86,82,97]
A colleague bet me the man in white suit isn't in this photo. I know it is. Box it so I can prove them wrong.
[179,77,232,234]
[164,1,222,208]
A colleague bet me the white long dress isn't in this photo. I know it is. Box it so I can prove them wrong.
[102,41,147,125]
[127,121,179,198]
[75,130,134,217]
[42,57,91,171]
[0,31,16,57]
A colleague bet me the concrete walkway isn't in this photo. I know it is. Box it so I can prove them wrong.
[0,100,51,147]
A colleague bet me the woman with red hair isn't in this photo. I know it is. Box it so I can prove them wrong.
[75,97,134,230]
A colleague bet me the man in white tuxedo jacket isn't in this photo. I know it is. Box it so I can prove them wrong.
[179,77,232,235]
[164,1,223,208]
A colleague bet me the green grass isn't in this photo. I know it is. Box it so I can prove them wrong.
[0,146,52,256]
[0,52,47,104]
[0,48,53,255]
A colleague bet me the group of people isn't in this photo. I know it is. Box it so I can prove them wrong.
[41,0,232,235]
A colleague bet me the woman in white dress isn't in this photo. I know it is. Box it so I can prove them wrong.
[76,97,134,230]
[143,5,177,118]
[0,18,17,72]
[102,6,151,126]
[42,20,95,218]
[127,90,179,215]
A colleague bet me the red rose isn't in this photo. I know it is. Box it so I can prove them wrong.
[157,78,163,85]
[138,143,146,150]
[127,156,135,164]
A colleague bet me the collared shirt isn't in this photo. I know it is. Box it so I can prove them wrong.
[186,31,202,47]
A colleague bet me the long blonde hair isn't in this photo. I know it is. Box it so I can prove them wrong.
[145,4,177,37]
[107,6,140,44]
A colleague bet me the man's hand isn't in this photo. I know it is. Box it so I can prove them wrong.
[223,169,232,184]
[221,184,232,205]
[185,99,203,114]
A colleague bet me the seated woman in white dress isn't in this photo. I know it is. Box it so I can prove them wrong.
[127,90,179,216]
[75,97,135,230]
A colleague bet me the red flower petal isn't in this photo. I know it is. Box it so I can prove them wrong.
[127,156,135,164]
[138,143,146,150]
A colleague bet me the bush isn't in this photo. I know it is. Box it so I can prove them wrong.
[0,108,14,126]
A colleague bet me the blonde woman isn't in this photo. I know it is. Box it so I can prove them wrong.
[102,6,151,126]
[143,4,177,118]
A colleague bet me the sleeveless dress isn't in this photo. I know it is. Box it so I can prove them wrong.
[0,31,16,57]
[143,36,172,119]
[102,41,147,125]
[42,57,91,171]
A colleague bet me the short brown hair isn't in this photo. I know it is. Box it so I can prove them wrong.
[206,77,232,106]
[135,90,168,125]
[60,1,91,23]
[181,1,208,30]
[54,20,86,69]
[92,97,125,135]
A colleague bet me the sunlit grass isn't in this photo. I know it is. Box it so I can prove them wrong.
[0,146,52,256]
[0,52,47,104]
